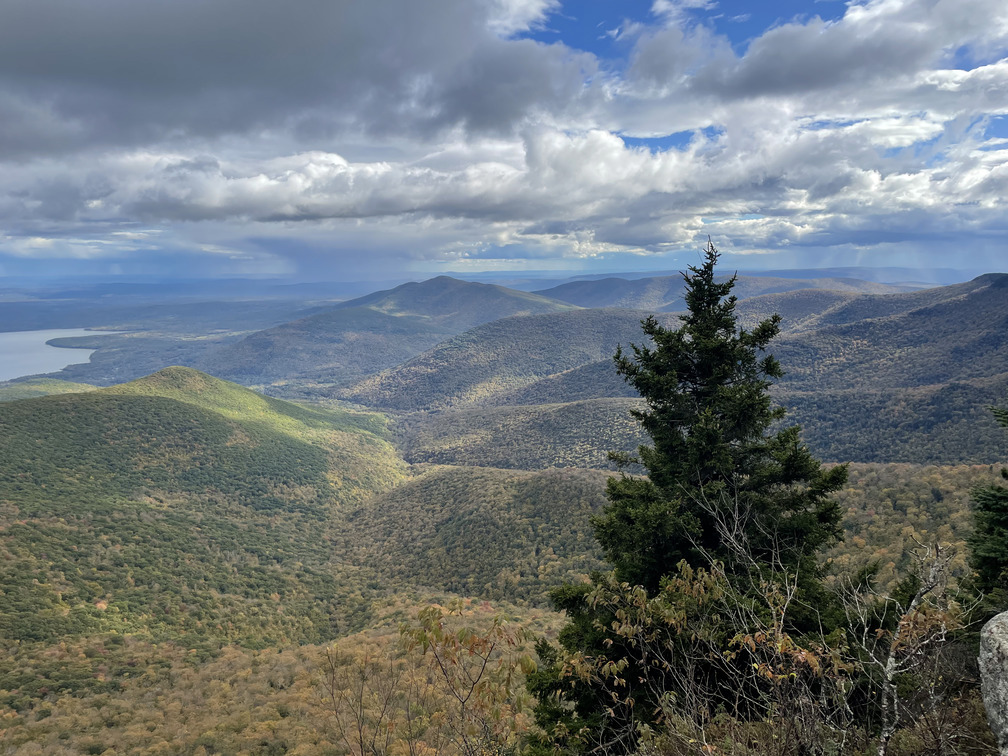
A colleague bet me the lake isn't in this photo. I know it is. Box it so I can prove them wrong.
[0,329,122,382]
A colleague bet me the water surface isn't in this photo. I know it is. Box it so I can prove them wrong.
[0,329,121,382]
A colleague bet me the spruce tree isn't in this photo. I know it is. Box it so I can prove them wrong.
[528,241,848,754]
[593,240,847,609]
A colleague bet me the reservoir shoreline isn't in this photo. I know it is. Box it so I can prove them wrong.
[0,328,124,383]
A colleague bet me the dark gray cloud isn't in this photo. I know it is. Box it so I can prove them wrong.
[0,0,598,157]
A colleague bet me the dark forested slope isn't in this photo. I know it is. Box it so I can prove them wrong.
[773,273,1008,392]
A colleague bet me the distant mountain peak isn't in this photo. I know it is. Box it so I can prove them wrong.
[340,274,573,309]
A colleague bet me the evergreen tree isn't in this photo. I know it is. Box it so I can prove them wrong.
[528,241,848,754]
[593,241,847,609]
[969,403,1008,610]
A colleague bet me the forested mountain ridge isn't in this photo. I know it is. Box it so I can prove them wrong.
[533,272,909,310]
[0,367,406,647]
[338,309,675,411]
[779,271,1008,331]
[185,272,912,397]
[343,277,1007,414]
[773,273,1008,460]
[773,272,1008,392]
[441,287,899,405]
[195,276,579,387]
[0,365,649,753]
[12,271,979,395]
[351,274,1008,465]
[0,366,637,646]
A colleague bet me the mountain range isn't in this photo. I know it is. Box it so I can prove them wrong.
[2,266,1006,752]
[5,271,1007,465]
[196,276,577,387]
[0,366,624,648]
[532,273,907,311]
[332,273,1008,465]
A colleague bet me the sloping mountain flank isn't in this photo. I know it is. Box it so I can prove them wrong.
[0,367,404,645]
[772,273,1008,392]
[358,284,935,412]
[533,273,907,311]
[732,289,869,334]
[395,398,647,469]
[197,306,455,385]
[492,361,637,406]
[339,309,677,411]
[198,276,578,387]
[492,275,1008,406]
[770,273,1006,333]
[395,381,1008,468]
[780,376,1008,463]
[421,275,1008,405]
[342,465,610,603]
[338,275,984,414]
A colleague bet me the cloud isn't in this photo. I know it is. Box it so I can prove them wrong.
[1,0,1006,278]
[0,0,603,158]
[650,0,718,25]
[487,0,561,36]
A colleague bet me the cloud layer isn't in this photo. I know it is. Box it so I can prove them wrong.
[1,0,1006,278]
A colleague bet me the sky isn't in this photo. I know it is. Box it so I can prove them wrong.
[1,0,1007,283]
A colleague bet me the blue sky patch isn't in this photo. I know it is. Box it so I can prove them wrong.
[621,132,693,152]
